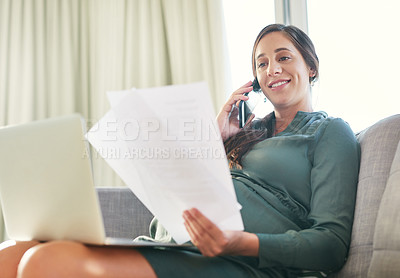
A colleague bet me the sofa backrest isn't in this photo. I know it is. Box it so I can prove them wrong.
[331,114,400,277]
[97,187,153,239]
[368,133,400,277]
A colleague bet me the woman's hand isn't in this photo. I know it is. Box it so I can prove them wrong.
[216,81,254,141]
[183,208,259,257]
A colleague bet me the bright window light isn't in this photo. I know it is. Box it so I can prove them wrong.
[222,0,275,94]
[308,0,400,133]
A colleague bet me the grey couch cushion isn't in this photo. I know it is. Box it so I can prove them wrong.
[97,187,153,239]
[368,139,400,277]
[332,115,400,277]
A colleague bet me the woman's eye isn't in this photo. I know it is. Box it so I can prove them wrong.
[258,62,266,68]
[279,56,290,62]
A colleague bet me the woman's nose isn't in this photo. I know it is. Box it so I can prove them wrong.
[267,62,282,76]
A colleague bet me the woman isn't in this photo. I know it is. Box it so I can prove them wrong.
[0,24,360,278]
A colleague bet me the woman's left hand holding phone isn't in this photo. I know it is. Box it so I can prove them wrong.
[216,81,253,141]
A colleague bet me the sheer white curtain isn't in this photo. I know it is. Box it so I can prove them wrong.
[0,0,229,241]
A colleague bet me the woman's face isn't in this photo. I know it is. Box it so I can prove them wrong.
[254,31,313,111]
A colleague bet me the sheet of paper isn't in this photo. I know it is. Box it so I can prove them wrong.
[87,82,243,244]
[85,109,152,210]
[106,88,136,107]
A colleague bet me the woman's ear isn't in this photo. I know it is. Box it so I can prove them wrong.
[309,69,317,84]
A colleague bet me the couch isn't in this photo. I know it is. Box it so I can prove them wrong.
[96,114,400,277]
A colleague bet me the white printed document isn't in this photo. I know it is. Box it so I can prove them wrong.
[86,82,244,244]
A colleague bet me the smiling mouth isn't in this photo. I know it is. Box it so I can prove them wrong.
[268,80,290,88]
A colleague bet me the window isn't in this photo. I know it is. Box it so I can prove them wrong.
[222,0,275,93]
[308,0,400,132]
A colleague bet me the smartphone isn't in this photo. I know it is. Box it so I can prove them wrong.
[239,90,262,128]
[238,80,270,128]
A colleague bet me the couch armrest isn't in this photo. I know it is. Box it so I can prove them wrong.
[96,187,153,239]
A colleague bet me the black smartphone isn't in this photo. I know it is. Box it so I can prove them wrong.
[239,87,263,128]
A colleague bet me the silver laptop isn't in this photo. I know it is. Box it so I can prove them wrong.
[0,114,192,248]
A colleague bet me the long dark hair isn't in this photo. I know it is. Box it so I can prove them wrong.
[224,24,319,169]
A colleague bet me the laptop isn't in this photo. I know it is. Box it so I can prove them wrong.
[0,114,193,249]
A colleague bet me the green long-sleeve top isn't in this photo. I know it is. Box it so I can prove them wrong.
[231,111,360,272]
[145,111,360,276]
